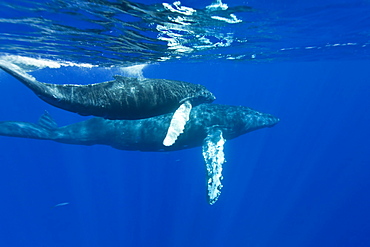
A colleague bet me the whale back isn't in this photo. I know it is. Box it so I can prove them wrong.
[37,76,216,119]
[38,77,217,120]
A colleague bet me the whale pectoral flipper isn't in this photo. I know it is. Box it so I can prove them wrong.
[202,128,226,205]
[163,100,192,146]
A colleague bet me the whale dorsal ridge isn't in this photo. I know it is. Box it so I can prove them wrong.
[38,111,58,130]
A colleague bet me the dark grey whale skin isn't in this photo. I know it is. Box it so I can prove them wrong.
[0,64,215,119]
[0,104,279,152]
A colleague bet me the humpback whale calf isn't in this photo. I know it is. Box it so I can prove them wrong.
[0,104,279,204]
[0,61,215,146]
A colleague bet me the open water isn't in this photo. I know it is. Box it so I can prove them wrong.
[0,0,369,246]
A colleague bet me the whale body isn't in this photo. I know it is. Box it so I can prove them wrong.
[0,61,216,146]
[0,104,278,151]
[0,62,215,120]
[0,104,279,204]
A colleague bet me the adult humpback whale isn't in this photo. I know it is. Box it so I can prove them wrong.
[0,103,279,204]
[0,61,215,146]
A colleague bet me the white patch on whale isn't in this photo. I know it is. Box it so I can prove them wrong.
[163,100,192,146]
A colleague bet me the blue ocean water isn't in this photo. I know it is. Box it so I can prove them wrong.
[0,0,370,246]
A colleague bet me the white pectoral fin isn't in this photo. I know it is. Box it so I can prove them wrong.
[163,101,192,146]
[202,128,226,205]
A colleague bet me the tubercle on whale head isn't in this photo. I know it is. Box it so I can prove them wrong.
[246,111,280,130]
[268,116,280,127]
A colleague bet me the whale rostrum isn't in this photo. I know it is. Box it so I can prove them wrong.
[0,103,279,204]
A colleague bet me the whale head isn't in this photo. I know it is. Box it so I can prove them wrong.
[188,84,216,105]
[210,105,279,140]
[240,106,280,133]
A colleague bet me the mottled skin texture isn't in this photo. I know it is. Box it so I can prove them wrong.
[0,104,279,152]
[0,63,215,119]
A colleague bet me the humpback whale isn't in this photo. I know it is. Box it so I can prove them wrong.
[0,61,215,146]
[0,104,279,204]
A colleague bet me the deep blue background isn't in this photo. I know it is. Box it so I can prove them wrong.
[0,59,370,246]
